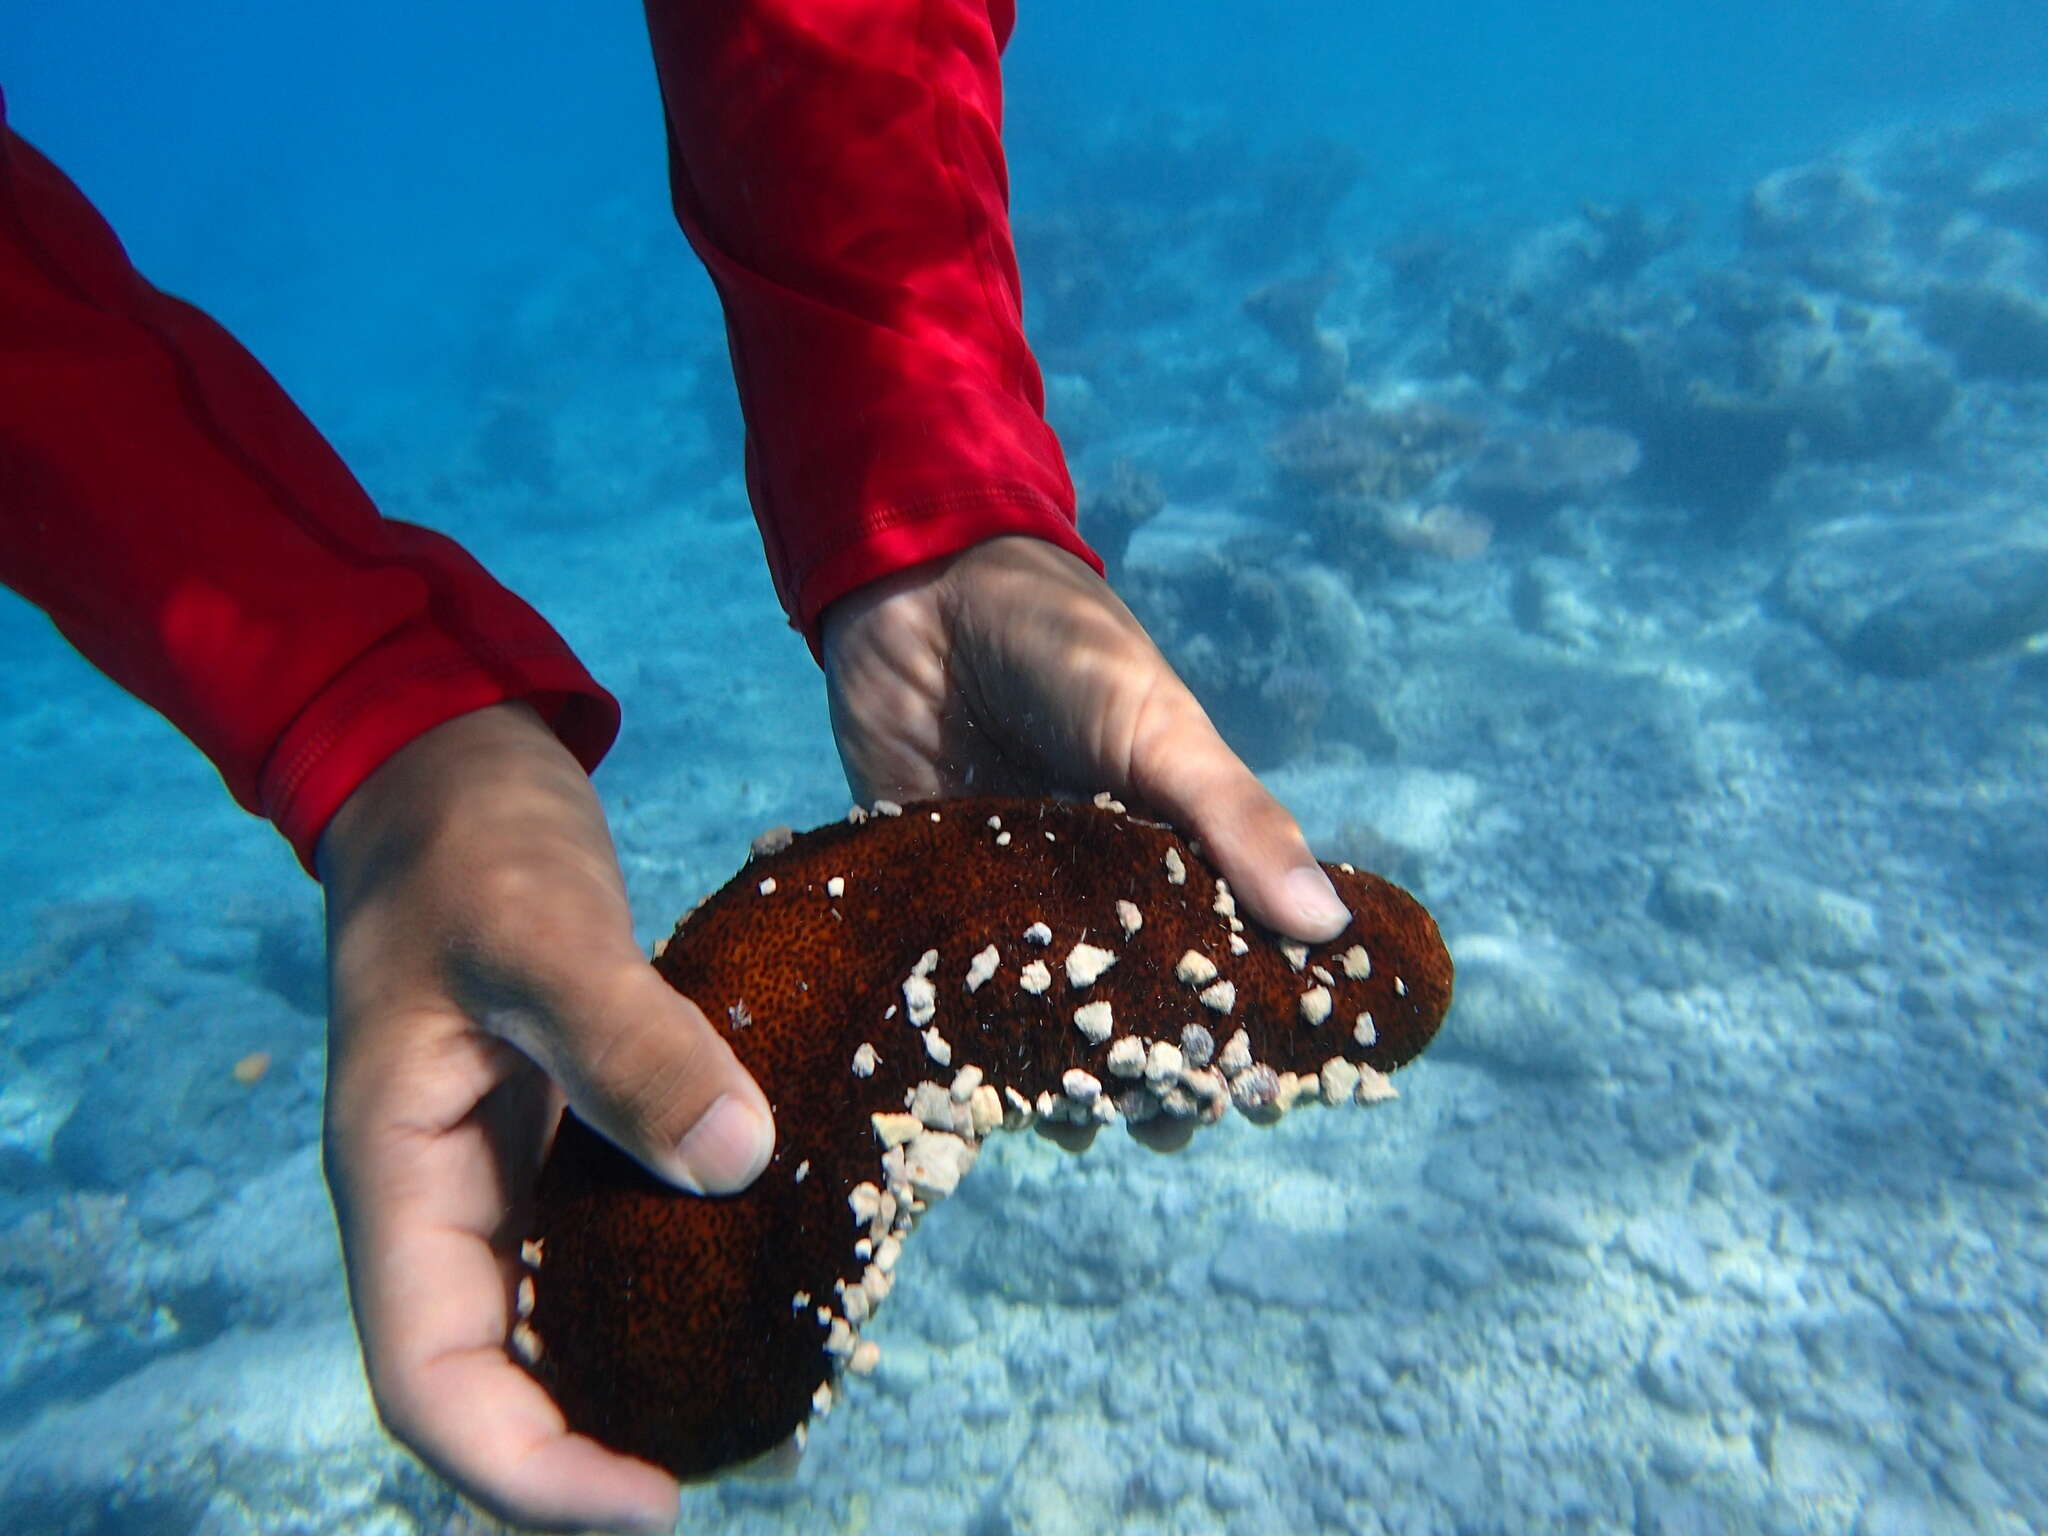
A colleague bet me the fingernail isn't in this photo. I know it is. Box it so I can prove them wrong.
[675,1093,775,1194]
[1284,865,1351,940]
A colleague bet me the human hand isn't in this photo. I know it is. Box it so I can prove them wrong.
[818,534,1353,945]
[316,702,776,1533]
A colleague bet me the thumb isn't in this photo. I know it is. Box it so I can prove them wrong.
[537,957,777,1196]
[1129,695,1353,945]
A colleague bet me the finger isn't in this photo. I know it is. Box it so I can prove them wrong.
[1127,689,1353,943]
[519,957,777,1197]
[369,1239,679,1534]
[328,1037,679,1534]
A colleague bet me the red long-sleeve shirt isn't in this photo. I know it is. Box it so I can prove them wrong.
[0,0,1099,874]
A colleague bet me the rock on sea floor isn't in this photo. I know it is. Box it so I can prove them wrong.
[0,1322,419,1536]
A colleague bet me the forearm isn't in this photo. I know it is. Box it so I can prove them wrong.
[0,96,618,871]
[642,0,1101,649]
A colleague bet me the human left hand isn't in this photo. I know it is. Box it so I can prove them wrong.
[818,534,1352,946]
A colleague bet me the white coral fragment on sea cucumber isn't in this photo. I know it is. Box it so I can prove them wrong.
[968,1083,1003,1137]
[1320,1057,1361,1105]
[1065,942,1119,987]
[510,1321,543,1365]
[857,1268,889,1314]
[1073,999,1115,1044]
[824,1316,856,1358]
[849,1182,882,1224]
[902,1130,977,1199]
[1198,979,1238,1014]
[1230,1064,1280,1119]
[1115,899,1143,935]
[1355,1064,1398,1104]
[1062,1068,1103,1104]
[965,944,1000,994]
[1019,959,1052,995]
[873,800,903,817]
[1106,1036,1147,1078]
[756,877,777,896]
[1279,940,1309,971]
[871,1112,922,1148]
[1144,1040,1184,1086]
[1218,1028,1253,1074]
[1163,847,1187,885]
[826,875,846,899]
[852,1042,879,1077]
[1175,949,1218,986]
[1340,944,1371,979]
[902,973,937,1027]
[907,1081,960,1134]
[839,1281,869,1325]
[1023,921,1052,946]
[1300,986,1333,1027]
[922,1027,952,1066]
[1353,1012,1377,1047]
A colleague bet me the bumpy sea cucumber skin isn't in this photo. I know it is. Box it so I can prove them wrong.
[525,797,1452,1479]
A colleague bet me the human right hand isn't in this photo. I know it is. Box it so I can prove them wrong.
[317,701,776,1533]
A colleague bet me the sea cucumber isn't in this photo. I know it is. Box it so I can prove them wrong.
[522,796,1452,1477]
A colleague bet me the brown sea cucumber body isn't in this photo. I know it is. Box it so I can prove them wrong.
[525,796,1452,1477]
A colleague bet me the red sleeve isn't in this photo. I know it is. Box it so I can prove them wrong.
[0,94,620,876]
[642,0,1103,649]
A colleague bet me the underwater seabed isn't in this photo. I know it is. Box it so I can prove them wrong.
[3,97,2048,1536]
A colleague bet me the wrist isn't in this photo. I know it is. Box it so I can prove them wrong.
[313,701,566,886]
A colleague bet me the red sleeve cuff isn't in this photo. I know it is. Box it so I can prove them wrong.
[259,623,620,876]
[789,483,1102,657]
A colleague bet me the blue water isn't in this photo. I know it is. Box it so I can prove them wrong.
[3,2,2046,1531]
